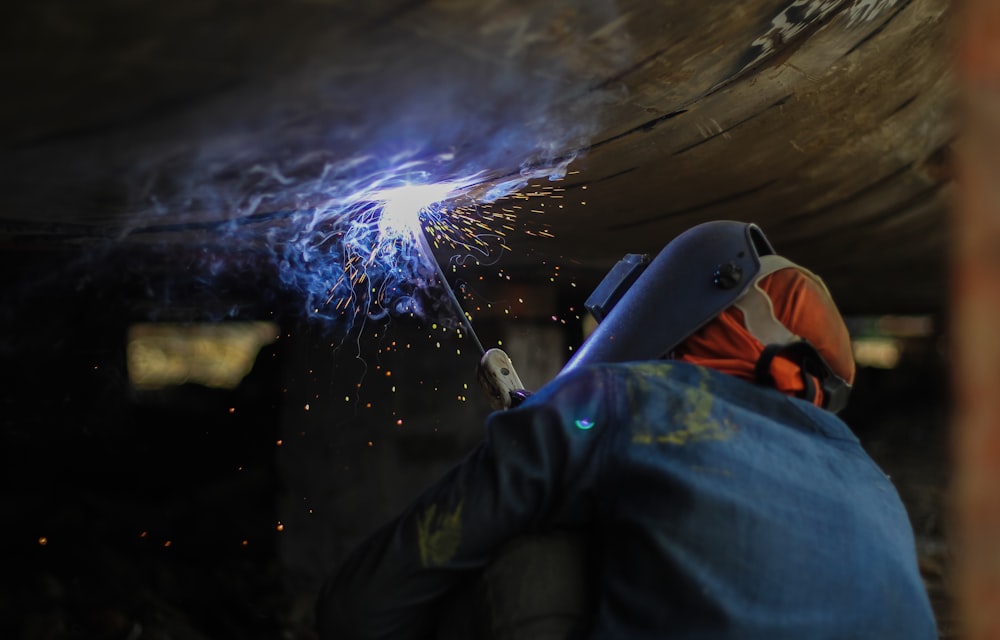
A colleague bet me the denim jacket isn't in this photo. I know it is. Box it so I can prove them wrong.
[316,360,937,639]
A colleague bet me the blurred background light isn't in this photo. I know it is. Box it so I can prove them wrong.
[847,315,936,370]
[127,322,279,390]
[852,337,903,370]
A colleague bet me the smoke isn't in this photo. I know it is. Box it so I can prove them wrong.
[15,1,635,337]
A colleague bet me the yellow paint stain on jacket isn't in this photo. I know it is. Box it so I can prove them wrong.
[633,369,735,446]
[625,363,673,421]
[631,362,673,378]
[416,501,464,568]
[634,416,735,446]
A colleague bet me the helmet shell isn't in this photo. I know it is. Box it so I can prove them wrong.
[562,220,775,374]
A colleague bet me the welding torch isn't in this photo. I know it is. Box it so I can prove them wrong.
[414,229,530,411]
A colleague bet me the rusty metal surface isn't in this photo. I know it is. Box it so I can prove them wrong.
[0,0,956,314]
[953,0,1000,637]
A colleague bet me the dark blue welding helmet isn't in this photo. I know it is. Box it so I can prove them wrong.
[561,220,775,374]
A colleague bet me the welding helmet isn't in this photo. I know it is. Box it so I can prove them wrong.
[561,220,853,412]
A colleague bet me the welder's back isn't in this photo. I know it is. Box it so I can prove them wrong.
[319,360,937,640]
[455,360,937,640]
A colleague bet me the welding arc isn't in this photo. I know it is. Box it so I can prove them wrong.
[415,228,486,356]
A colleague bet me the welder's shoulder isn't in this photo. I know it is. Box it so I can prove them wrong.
[681,362,860,443]
[611,360,765,401]
[529,360,690,405]
[569,359,719,392]
[594,360,834,425]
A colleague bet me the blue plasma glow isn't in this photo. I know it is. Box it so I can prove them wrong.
[260,159,540,340]
[575,418,595,430]
[126,150,571,341]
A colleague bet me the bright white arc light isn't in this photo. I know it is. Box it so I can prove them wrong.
[375,183,458,238]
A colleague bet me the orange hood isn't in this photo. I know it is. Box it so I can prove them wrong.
[673,263,855,408]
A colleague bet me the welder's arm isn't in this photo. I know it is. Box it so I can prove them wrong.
[314,369,607,640]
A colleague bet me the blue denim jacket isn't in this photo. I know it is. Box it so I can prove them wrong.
[317,361,937,639]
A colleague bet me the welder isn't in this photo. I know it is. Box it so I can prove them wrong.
[315,220,937,639]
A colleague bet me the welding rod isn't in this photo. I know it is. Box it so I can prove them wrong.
[414,227,529,411]
[414,229,487,357]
